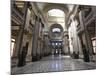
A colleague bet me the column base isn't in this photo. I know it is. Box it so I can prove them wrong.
[32,55,42,62]
[44,53,50,57]
[11,57,18,68]
[83,57,90,62]
[17,55,26,67]
[32,56,38,62]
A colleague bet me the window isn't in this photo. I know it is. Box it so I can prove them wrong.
[48,9,64,17]
[56,43,58,45]
[91,37,96,54]
[14,1,25,14]
[59,43,61,45]
[52,28,61,33]
[11,39,15,57]
[52,43,55,46]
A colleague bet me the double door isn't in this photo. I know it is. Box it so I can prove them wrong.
[50,40,63,55]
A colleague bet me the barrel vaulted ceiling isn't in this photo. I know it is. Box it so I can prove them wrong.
[34,2,77,31]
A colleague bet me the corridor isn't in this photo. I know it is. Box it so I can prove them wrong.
[11,0,96,74]
[12,55,95,74]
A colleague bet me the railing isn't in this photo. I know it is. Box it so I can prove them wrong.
[12,4,24,24]
[77,24,81,31]
[84,11,93,23]
[84,9,96,26]
[76,9,95,34]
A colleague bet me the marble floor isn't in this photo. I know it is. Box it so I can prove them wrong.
[11,55,96,74]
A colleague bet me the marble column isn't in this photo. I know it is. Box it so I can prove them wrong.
[77,36,83,58]
[40,28,44,57]
[26,36,32,62]
[16,2,29,66]
[44,35,49,56]
[79,10,92,62]
[36,18,43,60]
[63,34,69,55]
[44,36,47,56]
[32,16,39,61]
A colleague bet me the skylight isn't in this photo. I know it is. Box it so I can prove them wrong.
[48,9,64,17]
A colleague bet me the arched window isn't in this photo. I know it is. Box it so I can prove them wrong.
[48,9,64,17]
[52,28,61,33]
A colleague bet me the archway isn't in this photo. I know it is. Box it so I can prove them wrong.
[47,9,66,31]
[42,4,69,31]
[50,23,63,39]
[49,23,63,55]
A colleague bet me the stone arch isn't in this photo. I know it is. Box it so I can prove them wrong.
[43,3,69,14]
[49,23,63,39]
[42,3,69,31]
[50,23,63,32]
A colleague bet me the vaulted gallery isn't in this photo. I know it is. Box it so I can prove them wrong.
[11,1,96,74]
